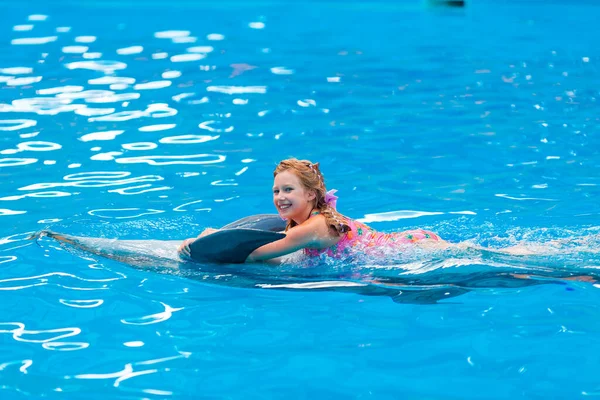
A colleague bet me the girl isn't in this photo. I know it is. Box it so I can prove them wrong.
[178,158,445,262]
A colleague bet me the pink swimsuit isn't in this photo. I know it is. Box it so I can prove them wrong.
[303,217,441,258]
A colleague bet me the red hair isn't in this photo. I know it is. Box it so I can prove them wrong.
[274,158,350,235]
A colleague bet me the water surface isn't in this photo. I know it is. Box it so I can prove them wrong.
[1,0,600,398]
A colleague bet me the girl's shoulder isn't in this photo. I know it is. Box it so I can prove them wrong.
[302,212,330,231]
[289,212,335,240]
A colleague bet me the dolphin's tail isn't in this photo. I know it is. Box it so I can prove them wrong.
[30,229,84,249]
[35,230,182,268]
[27,229,65,246]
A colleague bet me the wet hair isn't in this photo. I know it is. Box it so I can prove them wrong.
[274,158,350,235]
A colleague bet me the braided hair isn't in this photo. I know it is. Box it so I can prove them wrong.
[274,158,350,235]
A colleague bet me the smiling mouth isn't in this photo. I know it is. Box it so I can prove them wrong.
[278,204,291,211]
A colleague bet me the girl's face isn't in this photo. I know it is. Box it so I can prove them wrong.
[273,170,316,222]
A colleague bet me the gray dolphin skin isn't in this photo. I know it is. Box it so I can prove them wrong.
[221,214,287,232]
[34,214,287,265]
[189,214,287,263]
[188,229,285,263]
[31,214,597,304]
[33,227,477,303]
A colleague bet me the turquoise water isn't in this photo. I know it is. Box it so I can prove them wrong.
[2,0,600,398]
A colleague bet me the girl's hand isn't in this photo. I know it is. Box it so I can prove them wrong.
[178,228,219,259]
[178,238,195,258]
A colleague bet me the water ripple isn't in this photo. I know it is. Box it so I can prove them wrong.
[108,184,171,195]
[207,33,225,41]
[138,124,175,132]
[198,120,233,133]
[89,111,146,122]
[154,30,190,39]
[133,81,171,90]
[0,191,72,201]
[37,86,84,95]
[172,199,204,212]
[271,67,294,75]
[0,272,123,291]
[206,85,266,95]
[161,71,181,79]
[0,322,82,346]
[65,171,129,180]
[159,134,219,144]
[60,91,141,104]
[0,158,38,167]
[16,174,164,197]
[62,46,88,54]
[79,130,124,142]
[74,107,115,117]
[6,76,43,86]
[0,256,18,264]
[88,76,135,85]
[0,232,33,245]
[120,302,183,325]
[13,24,34,31]
[117,45,143,55]
[172,36,196,43]
[69,351,189,388]
[73,363,139,383]
[59,299,104,308]
[42,342,89,351]
[0,119,37,131]
[170,54,205,62]
[88,104,176,122]
[65,60,127,72]
[11,36,57,45]
[90,151,122,161]
[75,36,96,43]
[0,67,32,76]
[16,141,62,152]
[28,14,48,21]
[122,142,157,151]
[0,359,33,374]
[115,154,226,166]
[187,46,214,53]
[6,97,78,115]
[249,22,265,29]
[123,341,144,347]
[151,52,169,60]
[88,208,164,219]
[495,194,557,202]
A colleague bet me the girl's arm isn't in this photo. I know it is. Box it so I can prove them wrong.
[246,218,323,262]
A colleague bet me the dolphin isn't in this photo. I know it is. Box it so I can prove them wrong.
[29,214,598,304]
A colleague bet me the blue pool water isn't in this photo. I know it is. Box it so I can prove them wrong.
[2,0,600,398]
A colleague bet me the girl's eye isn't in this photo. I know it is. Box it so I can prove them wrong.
[273,190,279,194]
[284,188,292,192]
